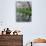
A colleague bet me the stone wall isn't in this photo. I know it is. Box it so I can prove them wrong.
[0,35,23,46]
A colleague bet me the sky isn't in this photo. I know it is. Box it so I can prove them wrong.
[0,0,46,46]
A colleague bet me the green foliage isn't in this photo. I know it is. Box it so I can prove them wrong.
[16,7,32,16]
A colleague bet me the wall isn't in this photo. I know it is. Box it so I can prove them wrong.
[0,0,32,45]
[32,0,46,39]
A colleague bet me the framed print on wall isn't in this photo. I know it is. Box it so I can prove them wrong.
[16,1,32,22]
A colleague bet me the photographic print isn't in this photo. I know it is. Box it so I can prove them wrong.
[16,1,32,22]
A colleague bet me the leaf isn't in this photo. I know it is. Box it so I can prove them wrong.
[16,7,32,16]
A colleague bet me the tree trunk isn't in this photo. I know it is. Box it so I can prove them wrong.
[27,2,31,21]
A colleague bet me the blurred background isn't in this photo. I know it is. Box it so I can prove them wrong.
[0,0,46,46]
